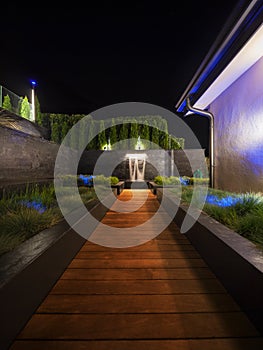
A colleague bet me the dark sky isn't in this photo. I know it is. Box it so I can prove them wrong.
[1,0,241,148]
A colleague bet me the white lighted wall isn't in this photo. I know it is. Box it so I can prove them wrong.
[209,56,263,192]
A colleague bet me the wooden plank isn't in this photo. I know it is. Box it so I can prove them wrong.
[68,258,207,269]
[9,189,263,349]
[59,267,217,281]
[10,338,263,350]
[79,243,196,252]
[37,294,240,314]
[51,278,225,294]
[153,240,191,245]
[156,235,189,241]
[74,250,201,259]
[17,313,260,340]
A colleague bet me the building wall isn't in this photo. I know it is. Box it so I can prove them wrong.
[209,56,263,192]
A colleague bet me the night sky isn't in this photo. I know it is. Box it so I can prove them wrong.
[1,0,241,148]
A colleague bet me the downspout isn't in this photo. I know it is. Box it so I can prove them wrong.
[186,97,215,188]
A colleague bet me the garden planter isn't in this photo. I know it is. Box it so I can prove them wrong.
[156,187,263,335]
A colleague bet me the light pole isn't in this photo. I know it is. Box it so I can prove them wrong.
[31,80,37,122]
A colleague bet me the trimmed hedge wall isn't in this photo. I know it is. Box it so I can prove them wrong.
[37,114,185,150]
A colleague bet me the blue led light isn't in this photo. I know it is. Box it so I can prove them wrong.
[20,200,46,213]
[79,174,95,186]
[31,80,37,86]
[206,194,241,207]
[179,176,190,186]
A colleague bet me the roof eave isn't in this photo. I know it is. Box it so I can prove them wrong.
[175,0,263,114]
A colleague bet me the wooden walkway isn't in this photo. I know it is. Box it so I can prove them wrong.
[10,190,263,350]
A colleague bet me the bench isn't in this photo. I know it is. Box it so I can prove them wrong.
[111,181,125,195]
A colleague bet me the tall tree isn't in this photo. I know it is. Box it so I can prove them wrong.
[78,115,91,150]
[159,119,169,149]
[140,120,150,149]
[87,118,97,150]
[97,120,107,150]
[129,120,138,149]
[69,121,79,149]
[35,94,42,125]
[61,120,69,143]
[20,96,31,120]
[151,120,159,149]
[119,122,129,149]
[2,94,12,112]
[51,115,61,143]
[109,118,117,149]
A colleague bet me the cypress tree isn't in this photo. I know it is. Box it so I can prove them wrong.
[140,120,150,149]
[87,118,97,150]
[98,120,107,150]
[170,137,180,149]
[69,128,79,149]
[2,94,12,112]
[151,120,159,149]
[20,96,31,120]
[109,118,117,149]
[159,119,169,149]
[40,113,51,138]
[170,136,184,149]
[61,120,69,144]
[119,122,129,149]
[130,120,138,149]
[35,95,42,125]
[51,115,61,143]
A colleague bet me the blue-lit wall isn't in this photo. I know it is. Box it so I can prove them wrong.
[210,56,263,192]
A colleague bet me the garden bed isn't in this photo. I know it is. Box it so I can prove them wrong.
[156,187,263,335]
[0,174,121,257]
[0,194,109,350]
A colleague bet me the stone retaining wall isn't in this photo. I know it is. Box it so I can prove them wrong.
[1,125,207,183]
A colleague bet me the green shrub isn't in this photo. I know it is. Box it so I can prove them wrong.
[0,182,99,257]
[171,186,263,248]
[154,175,182,186]
[0,207,62,255]
[93,174,109,185]
[167,176,181,185]
[80,188,98,204]
[189,177,210,185]
[203,204,239,229]
[0,232,25,256]
[233,192,263,216]
[154,175,164,185]
[93,174,119,186]
[180,186,194,203]
[237,207,263,245]
[57,175,78,186]
[110,176,119,185]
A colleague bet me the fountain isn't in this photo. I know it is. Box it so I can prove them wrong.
[126,153,147,189]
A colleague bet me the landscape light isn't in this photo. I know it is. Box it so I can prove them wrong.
[31,80,37,122]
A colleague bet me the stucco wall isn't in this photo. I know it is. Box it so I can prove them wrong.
[209,56,263,192]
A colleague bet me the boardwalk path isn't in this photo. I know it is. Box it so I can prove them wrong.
[10,189,263,350]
